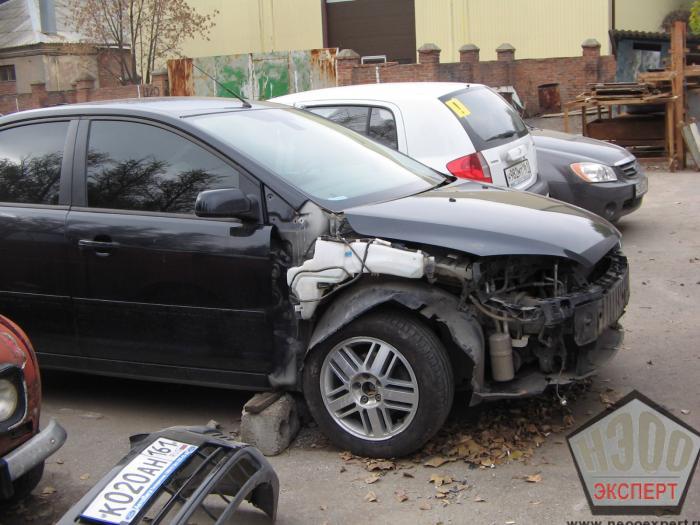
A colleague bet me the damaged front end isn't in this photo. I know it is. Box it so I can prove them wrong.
[462,247,628,402]
[285,232,628,405]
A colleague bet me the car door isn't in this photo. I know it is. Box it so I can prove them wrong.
[0,119,79,358]
[65,118,275,384]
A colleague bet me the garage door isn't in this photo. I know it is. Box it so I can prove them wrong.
[325,0,416,64]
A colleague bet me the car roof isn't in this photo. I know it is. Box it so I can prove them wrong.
[274,82,481,103]
[0,97,281,125]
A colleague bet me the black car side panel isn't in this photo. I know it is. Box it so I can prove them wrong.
[65,211,275,373]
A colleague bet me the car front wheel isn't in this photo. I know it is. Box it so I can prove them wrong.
[303,309,454,458]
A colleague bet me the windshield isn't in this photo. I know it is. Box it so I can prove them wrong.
[439,86,528,151]
[191,108,444,211]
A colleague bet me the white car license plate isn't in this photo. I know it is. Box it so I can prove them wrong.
[80,438,198,524]
[635,177,648,197]
[504,159,531,187]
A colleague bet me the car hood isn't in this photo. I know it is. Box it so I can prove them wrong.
[530,127,632,165]
[343,181,620,268]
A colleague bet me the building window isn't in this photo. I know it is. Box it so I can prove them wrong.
[0,65,16,82]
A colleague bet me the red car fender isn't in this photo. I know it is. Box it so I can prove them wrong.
[0,315,41,454]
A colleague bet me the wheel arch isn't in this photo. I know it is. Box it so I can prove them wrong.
[305,278,485,393]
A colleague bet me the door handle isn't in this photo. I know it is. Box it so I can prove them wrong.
[78,239,119,256]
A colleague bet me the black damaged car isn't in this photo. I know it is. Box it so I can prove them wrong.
[0,98,629,457]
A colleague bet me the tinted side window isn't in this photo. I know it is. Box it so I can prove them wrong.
[86,121,240,214]
[368,107,398,149]
[0,122,68,205]
[307,106,369,134]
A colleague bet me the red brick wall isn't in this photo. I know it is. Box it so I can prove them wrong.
[0,81,159,116]
[0,81,16,96]
[337,43,615,116]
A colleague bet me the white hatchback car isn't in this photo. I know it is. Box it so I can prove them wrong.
[273,82,548,194]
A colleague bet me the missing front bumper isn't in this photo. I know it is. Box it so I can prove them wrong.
[472,324,623,404]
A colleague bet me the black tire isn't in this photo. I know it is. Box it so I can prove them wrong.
[303,309,454,458]
[3,462,44,502]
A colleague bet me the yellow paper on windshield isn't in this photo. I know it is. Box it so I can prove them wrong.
[445,98,471,118]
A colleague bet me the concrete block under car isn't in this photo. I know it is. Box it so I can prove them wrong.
[240,392,300,456]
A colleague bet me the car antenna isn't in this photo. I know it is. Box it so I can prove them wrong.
[188,61,252,108]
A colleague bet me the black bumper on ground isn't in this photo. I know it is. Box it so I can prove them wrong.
[58,426,278,525]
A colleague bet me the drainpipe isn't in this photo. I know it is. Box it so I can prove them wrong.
[39,0,57,35]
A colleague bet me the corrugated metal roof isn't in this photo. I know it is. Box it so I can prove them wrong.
[0,0,88,49]
[608,29,700,55]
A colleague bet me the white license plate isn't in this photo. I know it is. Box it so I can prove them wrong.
[504,159,532,187]
[80,438,198,524]
[635,177,648,197]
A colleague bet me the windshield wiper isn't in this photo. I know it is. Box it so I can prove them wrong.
[485,130,516,141]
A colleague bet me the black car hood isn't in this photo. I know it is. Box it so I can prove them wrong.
[530,127,632,165]
[343,181,620,268]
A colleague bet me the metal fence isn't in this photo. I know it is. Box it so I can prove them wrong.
[167,48,337,100]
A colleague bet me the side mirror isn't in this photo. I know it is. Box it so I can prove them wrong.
[194,188,257,220]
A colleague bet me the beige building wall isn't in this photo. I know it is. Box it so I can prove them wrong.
[181,0,324,58]
[416,0,611,62]
[615,0,690,32]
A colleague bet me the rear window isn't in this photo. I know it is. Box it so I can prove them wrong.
[439,87,527,151]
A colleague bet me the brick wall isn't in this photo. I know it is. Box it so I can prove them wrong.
[0,71,169,116]
[0,81,16,97]
[336,39,615,116]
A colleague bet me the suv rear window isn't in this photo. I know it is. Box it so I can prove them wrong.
[439,87,527,151]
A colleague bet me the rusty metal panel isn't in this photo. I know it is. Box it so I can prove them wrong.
[289,48,337,93]
[167,58,193,96]
[171,48,337,101]
[252,52,289,99]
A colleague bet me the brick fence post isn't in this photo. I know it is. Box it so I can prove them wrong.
[335,49,360,86]
[29,82,47,109]
[74,75,96,103]
[418,43,441,82]
[151,69,169,96]
[496,43,516,62]
[459,44,480,65]
[581,38,601,59]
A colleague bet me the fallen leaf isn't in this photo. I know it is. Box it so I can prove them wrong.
[339,466,347,473]
[402,471,414,478]
[319,505,327,511]
[474,495,486,502]
[55,459,64,465]
[419,502,432,510]
[681,409,691,415]
[509,450,524,461]
[530,500,542,505]
[41,486,56,495]
[435,492,447,499]
[366,459,395,471]
[80,473,90,481]
[364,491,377,503]
[525,473,542,483]
[394,489,408,503]
[365,474,381,484]
[435,485,452,494]
[339,451,353,461]
[429,474,453,487]
[423,456,449,468]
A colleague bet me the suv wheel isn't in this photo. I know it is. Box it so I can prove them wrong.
[303,309,454,457]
